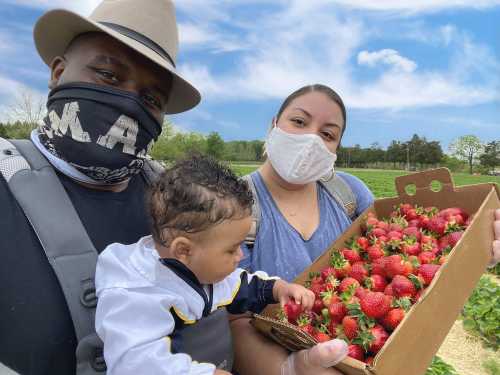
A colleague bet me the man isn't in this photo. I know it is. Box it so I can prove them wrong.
[0,1,200,374]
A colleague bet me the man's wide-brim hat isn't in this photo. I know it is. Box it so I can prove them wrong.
[33,0,200,114]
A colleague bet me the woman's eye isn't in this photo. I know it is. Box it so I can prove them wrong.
[322,132,336,141]
[291,118,305,127]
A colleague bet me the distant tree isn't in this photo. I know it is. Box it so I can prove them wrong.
[479,141,500,171]
[8,88,46,128]
[206,132,225,160]
[449,135,483,174]
[0,123,8,138]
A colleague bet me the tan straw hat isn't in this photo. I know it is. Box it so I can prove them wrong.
[33,0,200,114]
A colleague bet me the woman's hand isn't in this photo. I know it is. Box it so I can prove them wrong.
[490,209,500,267]
[214,369,232,375]
[273,279,315,311]
[281,339,348,375]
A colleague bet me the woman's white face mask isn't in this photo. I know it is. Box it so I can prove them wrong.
[265,125,337,185]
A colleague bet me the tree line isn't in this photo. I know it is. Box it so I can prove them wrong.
[1,120,498,175]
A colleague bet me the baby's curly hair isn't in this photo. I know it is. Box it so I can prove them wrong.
[147,154,254,246]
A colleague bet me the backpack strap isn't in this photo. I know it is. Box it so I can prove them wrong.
[319,173,357,220]
[0,138,106,374]
[141,158,165,185]
[242,174,261,246]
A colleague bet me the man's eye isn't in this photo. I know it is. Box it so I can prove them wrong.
[142,93,162,110]
[96,69,119,83]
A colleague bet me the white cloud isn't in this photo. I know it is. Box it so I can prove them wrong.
[7,0,101,15]
[358,49,418,73]
[330,0,500,13]
[177,1,498,111]
[178,22,245,53]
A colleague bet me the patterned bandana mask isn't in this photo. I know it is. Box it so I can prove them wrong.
[39,82,162,184]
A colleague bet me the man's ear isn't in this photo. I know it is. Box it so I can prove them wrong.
[49,56,66,90]
[169,236,194,263]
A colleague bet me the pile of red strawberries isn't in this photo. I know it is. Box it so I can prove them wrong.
[279,204,471,364]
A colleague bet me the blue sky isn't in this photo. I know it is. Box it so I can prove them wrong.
[0,0,499,150]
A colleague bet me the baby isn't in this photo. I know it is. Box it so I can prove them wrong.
[95,154,315,375]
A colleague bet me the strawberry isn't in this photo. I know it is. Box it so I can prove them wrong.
[347,344,365,361]
[401,242,421,256]
[418,251,436,264]
[391,275,417,298]
[297,314,315,336]
[349,261,369,283]
[330,251,352,279]
[367,244,385,261]
[370,227,387,239]
[329,301,347,323]
[438,255,447,265]
[381,308,405,331]
[364,274,387,292]
[447,231,463,247]
[342,315,359,340]
[309,282,326,298]
[355,325,389,354]
[342,247,362,264]
[385,255,407,279]
[357,236,370,251]
[376,221,390,232]
[402,226,421,241]
[328,321,339,338]
[314,331,331,343]
[366,356,375,366]
[371,258,387,277]
[418,264,440,285]
[427,216,447,235]
[360,292,391,319]
[405,208,419,220]
[355,286,369,299]
[368,325,389,353]
[284,299,302,323]
[320,290,337,307]
[339,277,360,293]
[387,230,403,241]
[321,266,336,281]
[384,283,394,296]
[312,298,325,314]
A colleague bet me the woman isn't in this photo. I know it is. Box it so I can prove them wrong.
[230,84,500,375]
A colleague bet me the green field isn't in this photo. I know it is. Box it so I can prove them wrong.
[230,163,500,198]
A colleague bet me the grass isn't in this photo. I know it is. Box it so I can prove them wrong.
[229,164,500,199]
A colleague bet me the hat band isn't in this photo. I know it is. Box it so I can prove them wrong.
[98,22,176,68]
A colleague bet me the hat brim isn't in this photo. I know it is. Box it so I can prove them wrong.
[34,9,201,114]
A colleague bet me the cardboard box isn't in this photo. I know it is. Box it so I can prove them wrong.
[254,168,500,375]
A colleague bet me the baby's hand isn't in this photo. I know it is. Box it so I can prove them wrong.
[273,279,315,311]
[214,369,232,375]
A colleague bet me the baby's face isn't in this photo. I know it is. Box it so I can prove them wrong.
[188,215,252,284]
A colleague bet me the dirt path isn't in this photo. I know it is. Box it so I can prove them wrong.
[437,276,499,375]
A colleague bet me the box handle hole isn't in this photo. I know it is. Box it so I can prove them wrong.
[430,180,443,192]
[405,183,416,196]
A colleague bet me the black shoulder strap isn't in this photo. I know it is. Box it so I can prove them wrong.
[0,137,106,374]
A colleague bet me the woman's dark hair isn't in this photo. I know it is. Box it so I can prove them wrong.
[276,84,347,137]
[147,154,253,246]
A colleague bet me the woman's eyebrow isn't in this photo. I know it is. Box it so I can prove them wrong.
[325,122,342,130]
[89,55,130,72]
[291,108,312,118]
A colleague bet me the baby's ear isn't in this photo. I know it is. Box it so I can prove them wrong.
[170,237,193,262]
